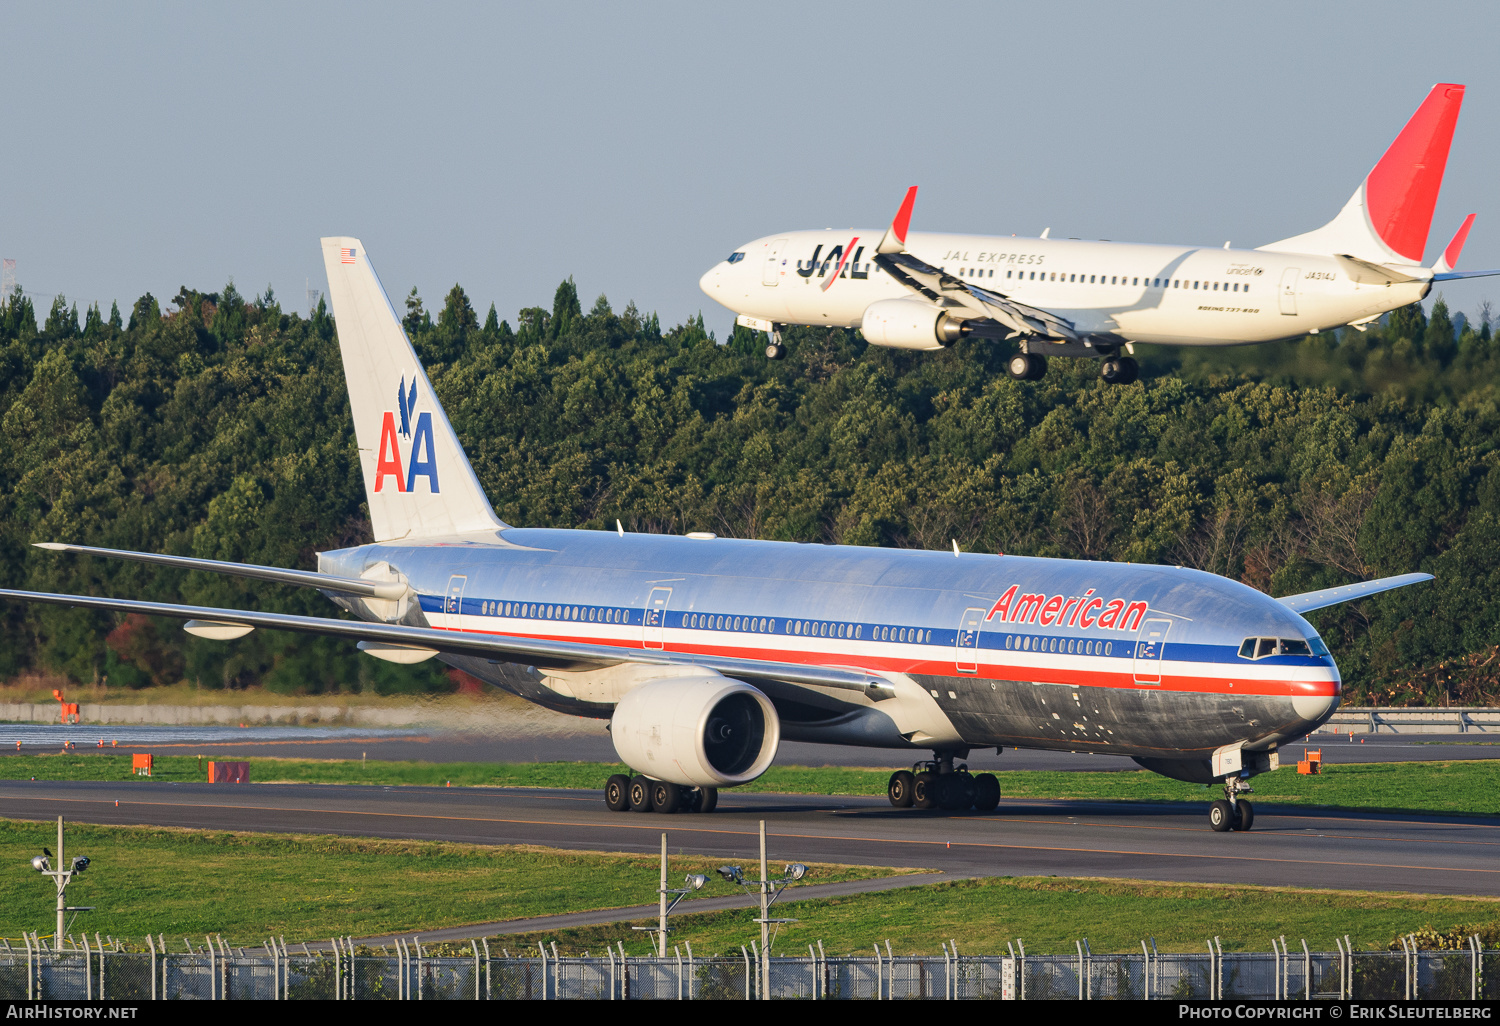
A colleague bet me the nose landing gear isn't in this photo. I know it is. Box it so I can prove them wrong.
[1210,775,1256,831]
[764,329,786,360]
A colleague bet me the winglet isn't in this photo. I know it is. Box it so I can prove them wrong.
[876,187,918,254]
[1433,214,1476,274]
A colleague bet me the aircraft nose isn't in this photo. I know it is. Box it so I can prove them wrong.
[699,265,720,298]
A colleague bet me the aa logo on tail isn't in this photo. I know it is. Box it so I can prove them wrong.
[375,375,440,493]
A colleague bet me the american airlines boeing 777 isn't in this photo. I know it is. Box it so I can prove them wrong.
[2,237,1432,831]
[702,83,1496,384]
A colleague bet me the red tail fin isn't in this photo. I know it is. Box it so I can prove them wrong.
[1365,83,1464,263]
[1259,84,1465,265]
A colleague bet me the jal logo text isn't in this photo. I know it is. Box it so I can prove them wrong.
[374,376,440,493]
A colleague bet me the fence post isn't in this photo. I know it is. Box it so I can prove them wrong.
[1335,938,1346,1000]
[482,937,491,1001]
[743,946,752,1001]
[687,940,696,1001]
[1141,941,1150,1001]
[1017,939,1027,1001]
[23,933,32,1001]
[1471,935,1480,1001]
[1301,939,1311,1000]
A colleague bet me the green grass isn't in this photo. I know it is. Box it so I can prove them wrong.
[457,876,1500,957]
[0,818,900,947]
[4,817,1497,956]
[5,754,1499,817]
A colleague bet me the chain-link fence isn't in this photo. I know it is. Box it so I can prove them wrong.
[0,936,1492,1000]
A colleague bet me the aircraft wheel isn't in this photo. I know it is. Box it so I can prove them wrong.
[1232,799,1254,832]
[973,773,1001,812]
[1100,358,1124,383]
[1007,353,1047,381]
[888,770,916,808]
[765,343,786,360]
[1117,356,1138,383]
[698,786,718,813]
[628,775,654,813]
[912,771,939,809]
[651,780,682,814]
[605,773,631,812]
[1208,799,1235,832]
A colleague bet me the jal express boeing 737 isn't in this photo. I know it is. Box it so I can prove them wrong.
[702,83,1497,384]
[2,239,1432,831]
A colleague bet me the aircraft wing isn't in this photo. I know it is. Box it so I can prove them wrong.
[875,251,1079,341]
[33,542,409,599]
[1275,572,1433,613]
[0,588,896,700]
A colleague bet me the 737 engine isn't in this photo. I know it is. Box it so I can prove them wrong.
[860,298,971,350]
[610,675,780,787]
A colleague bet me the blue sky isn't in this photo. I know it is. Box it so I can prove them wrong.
[5,2,1498,335]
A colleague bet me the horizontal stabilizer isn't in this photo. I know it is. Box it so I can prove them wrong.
[1276,572,1433,613]
[0,587,897,699]
[1431,268,1500,283]
[33,542,409,600]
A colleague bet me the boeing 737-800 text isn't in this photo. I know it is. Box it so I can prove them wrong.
[702,83,1496,384]
[1,238,1432,830]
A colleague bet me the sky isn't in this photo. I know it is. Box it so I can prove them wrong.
[4,2,1499,337]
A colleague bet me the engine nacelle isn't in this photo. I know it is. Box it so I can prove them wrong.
[860,298,969,350]
[610,675,780,787]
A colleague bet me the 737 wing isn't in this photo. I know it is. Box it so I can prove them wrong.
[870,187,1076,340]
[875,249,1079,341]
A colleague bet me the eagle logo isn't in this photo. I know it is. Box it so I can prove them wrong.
[396,376,418,439]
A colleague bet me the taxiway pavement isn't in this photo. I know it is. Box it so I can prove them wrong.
[1,779,1495,897]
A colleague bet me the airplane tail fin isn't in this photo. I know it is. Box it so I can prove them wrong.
[320,237,507,542]
[1258,83,1465,266]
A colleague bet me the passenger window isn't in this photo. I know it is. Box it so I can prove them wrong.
[1256,637,1277,658]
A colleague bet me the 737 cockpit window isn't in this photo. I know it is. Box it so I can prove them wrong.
[1239,637,1317,660]
[727,252,745,264]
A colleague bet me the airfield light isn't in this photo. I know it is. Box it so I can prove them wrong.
[717,865,745,884]
[28,818,94,943]
[786,863,808,882]
[685,874,708,891]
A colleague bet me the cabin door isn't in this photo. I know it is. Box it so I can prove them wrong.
[955,607,984,674]
[643,587,672,650]
[442,575,467,631]
[1279,267,1300,315]
[1132,618,1171,685]
[762,239,787,286]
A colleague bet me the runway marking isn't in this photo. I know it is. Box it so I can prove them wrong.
[3,794,1497,878]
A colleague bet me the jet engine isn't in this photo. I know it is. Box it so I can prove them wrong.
[860,298,970,350]
[610,675,780,788]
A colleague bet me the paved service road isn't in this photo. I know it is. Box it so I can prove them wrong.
[2,780,1496,897]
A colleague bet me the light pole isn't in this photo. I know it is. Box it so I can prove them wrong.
[716,820,807,1000]
[30,816,93,945]
[632,832,707,956]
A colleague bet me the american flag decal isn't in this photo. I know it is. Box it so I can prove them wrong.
[340,247,356,265]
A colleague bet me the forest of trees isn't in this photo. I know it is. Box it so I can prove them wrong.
[0,277,1496,705]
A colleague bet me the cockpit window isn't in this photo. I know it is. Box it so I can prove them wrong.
[1239,636,1322,660]
[727,252,746,264]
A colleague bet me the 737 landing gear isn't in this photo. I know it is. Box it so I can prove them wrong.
[1099,356,1138,384]
[887,757,1000,812]
[1007,352,1047,381]
[605,773,717,814]
[1209,776,1255,832]
[765,329,786,361]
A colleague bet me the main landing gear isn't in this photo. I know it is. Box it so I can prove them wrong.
[1209,775,1255,832]
[886,755,1001,812]
[604,773,718,814]
[1099,355,1138,384]
[1007,352,1047,381]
